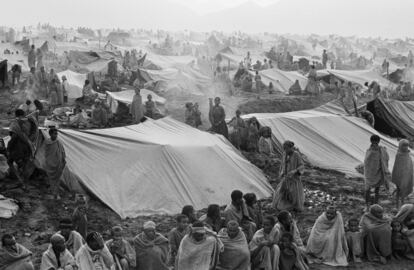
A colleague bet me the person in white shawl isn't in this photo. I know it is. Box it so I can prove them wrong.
[58,218,85,257]
[75,232,113,270]
[306,206,348,266]
[40,234,77,270]
[130,85,144,124]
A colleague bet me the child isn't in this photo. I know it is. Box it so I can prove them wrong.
[168,214,189,266]
[345,218,362,263]
[193,103,202,128]
[72,195,88,239]
[145,94,156,119]
[391,219,410,259]
[279,232,309,270]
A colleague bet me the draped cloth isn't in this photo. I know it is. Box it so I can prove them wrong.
[306,212,348,266]
[364,145,390,188]
[272,222,304,250]
[0,244,33,270]
[272,151,305,211]
[57,230,84,256]
[217,229,250,270]
[168,228,186,266]
[210,105,228,139]
[392,141,414,198]
[133,232,169,270]
[45,138,66,192]
[130,94,144,124]
[75,244,114,270]
[249,228,280,270]
[106,239,136,270]
[396,204,414,254]
[359,212,391,261]
[224,203,256,242]
[40,245,76,270]
[176,234,223,270]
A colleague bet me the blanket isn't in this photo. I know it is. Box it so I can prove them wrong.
[359,213,391,261]
[217,229,250,270]
[0,244,33,270]
[392,142,414,198]
[40,245,76,270]
[45,138,66,180]
[306,212,348,266]
[249,228,279,270]
[106,239,136,270]
[364,146,389,188]
[58,230,84,256]
[133,233,169,270]
[75,244,113,270]
[177,234,223,270]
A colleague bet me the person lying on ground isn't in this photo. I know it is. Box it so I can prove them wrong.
[217,221,250,270]
[345,217,362,263]
[199,204,225,233]
[176,221,223,270]
[306,206,348,266]
[0,234,34,270]
[133,221,169,270]
[168,214,189,266]
[40,234,77,270]
[57,218,85,256]
[106,226,136,270]
[75,232,114,270]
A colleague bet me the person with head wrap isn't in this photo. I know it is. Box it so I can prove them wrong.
[133,221,169,270]
[40,234,77,270]
[217,221,250,270]
[0,234,34,270]
[57,218,85,256]
[395,204,414,257]
[130,85,144,124]
[392,139,413,208]
[359,204,391,264]
[272,141,305,212]
[176,221,223,270]
[75,232,113,270]
[106,226,136,270]
[306,206,349,266]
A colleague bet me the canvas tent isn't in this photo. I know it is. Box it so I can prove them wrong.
[106,89,166,114]
[249,68,308,93]
[68,50,123,73]
[366,98,414,139]
[245,109,413,177]
[57,70,86,99]
[35,118,272,218]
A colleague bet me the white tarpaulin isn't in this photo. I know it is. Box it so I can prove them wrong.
[106,89,166,114]
[246,110,413,177]
[57,70,85,99]
[0,195,19,219]
[46,118,272,218]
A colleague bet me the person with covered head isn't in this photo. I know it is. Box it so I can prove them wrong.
[364,135,390,209]
[75,232,113,270]
[130,85,144,124]
[249,216,280,270]
[217,220,250,270]
[209,97,228,139]
[0,234,34,270]
[306,206,348,266]
[106,226,136,270]
[359,204,391,264]
[392,139,413,208]
[279,232,309,270]
[133,221,169,270]
[272,141,305,212]
[40,234,77,270]
[57,218,85,256]
[45,128,66,199]
[395,204,414,254]
[224,190,256,242]
[176,221,223,270]
[273,211,304,251]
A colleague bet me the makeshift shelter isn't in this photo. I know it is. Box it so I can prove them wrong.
[57,70,86,99]
[35,118,272,218]
[106,89,166,114]
[366,98,414,139]
[68,50,123,74]
[245,110,412,177]
[248,68,308,93]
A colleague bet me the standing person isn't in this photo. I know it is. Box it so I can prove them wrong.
[210,97,228,139]
[61,75,69,104]
[36,48,43,70]
[106,226,136,270]
[75,232,114,270]
[133,221,169,270]
[48,79,59,109]
[304,66,319,96]
[72,196,88,239]
[57,218,85,256]
[184,103,195,127]
[217,221,250,270]
[11,64,21,87]
[28,45,36,69]
[255,71,262,92]
[130,86,144,124]
[45,128,66,199]
[247,117,260,152]
[193,102,202,128]
[0,234,34,270]
[272,141,305,212]
[322,50,328,69]
[364,135,390,209]
[392,139,413,208]
[176,221,223,270]
[168,215,189,266]
[40,234,77,270]
[144,94,156,119]
[228,110,246,150]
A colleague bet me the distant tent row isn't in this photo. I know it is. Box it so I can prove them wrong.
[31,118,272,218]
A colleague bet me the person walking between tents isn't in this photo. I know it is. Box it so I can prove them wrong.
[364,135,390,209]
[130,86,144,124]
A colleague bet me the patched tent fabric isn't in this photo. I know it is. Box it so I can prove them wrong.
[39,118,272,218]
[57,70,86,99]
[246,110,413,177]
[367,98,414,139]
[106,89,166,113]
[249,68,308,93]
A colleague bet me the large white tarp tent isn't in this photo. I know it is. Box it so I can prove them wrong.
[38,118,272,218]
[106,89,166,114]
[246,110,413,177]
[249,68,308,93]
[57,70,86,99]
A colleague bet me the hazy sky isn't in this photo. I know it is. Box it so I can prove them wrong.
[170,0,280,14]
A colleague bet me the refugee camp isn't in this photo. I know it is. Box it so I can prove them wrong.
[2,0,414,269]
